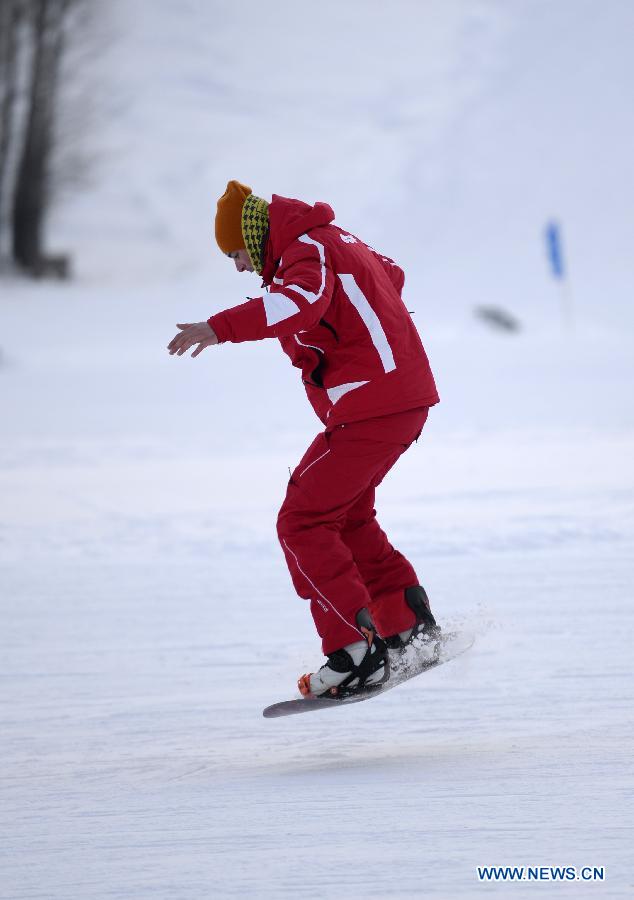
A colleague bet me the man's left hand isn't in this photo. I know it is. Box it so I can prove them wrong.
[168,322,219,357]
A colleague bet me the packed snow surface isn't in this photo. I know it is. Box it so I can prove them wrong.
[2,1,634,897]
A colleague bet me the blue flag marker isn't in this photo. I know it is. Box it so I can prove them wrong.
[544,220,573,330]
[545,221,565,279]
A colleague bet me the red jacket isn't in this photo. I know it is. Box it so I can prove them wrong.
[208,195,439,428]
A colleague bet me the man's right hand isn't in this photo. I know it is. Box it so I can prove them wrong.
[167,322,219,357]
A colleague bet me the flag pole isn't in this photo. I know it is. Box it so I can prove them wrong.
[560,276,574,332]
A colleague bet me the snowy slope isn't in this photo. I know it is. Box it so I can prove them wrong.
[51,0,634,332]
[2,1,634,898]
[2,282,633,898]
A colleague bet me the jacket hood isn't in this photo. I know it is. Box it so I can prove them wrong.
[261,194,335,285]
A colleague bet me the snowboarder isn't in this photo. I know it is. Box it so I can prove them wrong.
[168,180,440,698]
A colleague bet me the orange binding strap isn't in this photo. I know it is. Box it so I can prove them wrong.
[298,673,312,697]
[360,626,374,647]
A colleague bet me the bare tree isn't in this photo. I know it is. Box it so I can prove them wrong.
[0,0,23,251]
[11,0,72,273]
[1,0,93,277]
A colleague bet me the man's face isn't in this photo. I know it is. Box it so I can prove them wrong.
[228,249,253,273]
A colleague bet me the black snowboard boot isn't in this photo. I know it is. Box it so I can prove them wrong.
[298,608,389,698]
[384,585,441,653]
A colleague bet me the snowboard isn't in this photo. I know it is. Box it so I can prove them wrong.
[262,630,474,718]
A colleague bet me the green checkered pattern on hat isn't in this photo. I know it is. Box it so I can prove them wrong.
[241,193,269,275]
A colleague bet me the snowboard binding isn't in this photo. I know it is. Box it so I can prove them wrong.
[385,585,441,651]
[298,608,389,699]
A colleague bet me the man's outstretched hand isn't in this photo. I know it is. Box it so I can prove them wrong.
[168,322,219,357]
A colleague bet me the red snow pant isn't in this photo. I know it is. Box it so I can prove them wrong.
[277,406,429,654]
